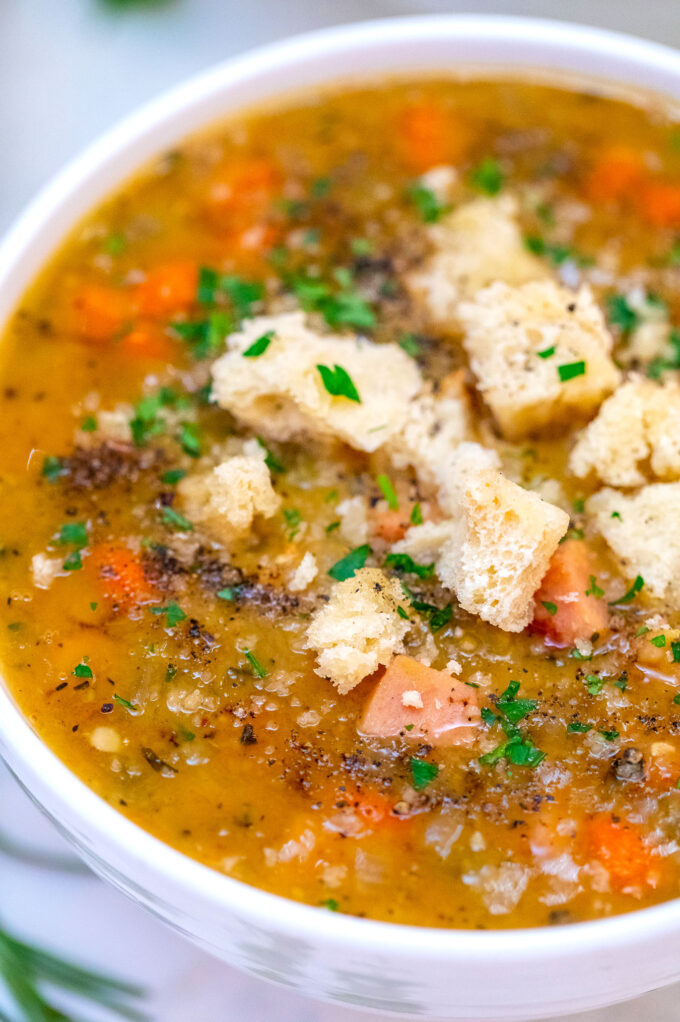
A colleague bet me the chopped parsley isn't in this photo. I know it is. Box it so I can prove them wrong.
[113,694,135,711]
[567,721,592,734]
[56,522,88,549]
[377,473,399,510]
[161,468,187,485]
[282,507,302,540]
[651,634,667,647]
[316,363,361,403]
[496,680,538,725]
[328,544,372,582]
[350,237,373,256]
[479,680,544,768]
[614,672,628,692]
[410,757,439,790]
[558,360,586,382]
[573,498,586,513]
[410,502,423,525]
[524,235,592,267]
[217,587,236,601]
[396,605,410,621]
[244,650,267,678]
[599,729,620,742]
[541,600,558,616]
[42,455,66,482]
[470,157,504,196]
[256,436,285,474]
[243,330,274,358]
[325,521,340,534]
[647,327,680,380]
[150,602,186,628]
[219,275,264,320]
[406,183,451,223]
[81,415,97,432]
[585,674,606,695]
[384,553,434,580]
[672,641,680,663]
[197,266,219,305]
[674,693,680,706]
[537,345,555,359]
[398,333,421,358]
[73,663,93,679]
[129,393,169,447]
[177,421,202,459]
[291,270,375,332]
[171,311,231,360]
[585,575,604,599]
[611,574,645,605]
[160,506,194,532]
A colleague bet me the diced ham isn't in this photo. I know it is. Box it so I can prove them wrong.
[532,539,609,646]
[359,655,479,746]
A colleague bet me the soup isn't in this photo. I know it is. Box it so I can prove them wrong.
[4,76,680,930]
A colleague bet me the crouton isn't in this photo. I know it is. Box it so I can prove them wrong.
[407,195,547,328]
[587,483,680,603]
[210,312,421,452]
[386,370,474,491]
[570,377,680,487]
[305,567,409,694]
[394,443,569,631]
[177,442,280,545]
[458,280,620,439]
[289,551,318,592]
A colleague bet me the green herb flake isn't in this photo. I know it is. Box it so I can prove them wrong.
[397,605,410,620]
[407,183,451,223]
[197,266,219,305]
[429,604,453,633]
[585,673,605,695]
[42,455,66,482]
[150,602,186,628]
[73,663,93,679]
[410,502,423,525]
[524,235,591,267]
[651,634,667,647]
[496,680,538,725]
[113,694,135,711]
[178,421,202,459]
[311,176,331,198]
[606,293,639,333]
[558,360,586,382]
[567,721,592,734]
[541,600,558,616]
[291,271,375,332]
[62,550,83,572]
[573,498,586,514]
[219,275,264,320]
[103,232,126,256]
[243,330,274,358]
[672,641,680,663]
[410,757,439,791]
[350,238,373,256]
[636,625,650,637]
[585,575,604,599]
[612,575,645,605]
[160,506,194,532]
[599,728,620,742]
[325,520,340,534]
[537,345,556,359]
[398,333,421,358]
[321,897,339,911]
[244,649,267,678]
[161,468,187,485]
[328,544,372,582]
[256,436,285,474]
[56,522,88,548]
[316,363,361,403]
[377,473,399,511]
[614,672,628,692]
[81,415,98,433]
[570,648,592,661]
[217,587,236,601]
[283,507,302,540]
[470,157,504,196]
[90,601,98,611]
[385,552,434,580]
[165,663,177,682]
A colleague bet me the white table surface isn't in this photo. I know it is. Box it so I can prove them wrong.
[2,2,680,1020]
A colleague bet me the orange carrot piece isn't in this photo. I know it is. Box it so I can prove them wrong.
[640,181,680,228]
[584,146,646,203]
[360,655,479,746]
[134,261,199,319]
[585,814,657,890]
[533,540,609,646]
[205,157,282,230]
[89,543,155,607]
[121,325,177,361]
[70,283,131,342]
[397,100,466,173]
[371,508,411,544]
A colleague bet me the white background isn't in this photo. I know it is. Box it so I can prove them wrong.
[2,2,680,1020]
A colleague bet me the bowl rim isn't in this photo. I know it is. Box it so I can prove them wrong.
[3,11,680,959]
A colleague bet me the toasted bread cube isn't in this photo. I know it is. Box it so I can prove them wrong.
[570,377,680,487]
[587,483,680,603]
[394,443,569,631]
[178,440,280,544]
[211,312,421,453]
[305,568,409,694]
[408,195,547,328]
[458,280,620,439]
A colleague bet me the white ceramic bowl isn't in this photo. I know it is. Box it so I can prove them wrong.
[3,16,680,1021]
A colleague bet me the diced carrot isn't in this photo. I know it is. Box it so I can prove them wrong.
[584,145,647,203]
[120,325,177,362]
[532,540,609,646]
[134,261,199,318]
[70,283,132,342]
[89,543,156,607]
[397,100,468,173]
[359,655,479,746]
[371,508,411,544]
[585,814,657,890]
[205,157,282,231]
[640,181,680,228]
